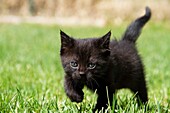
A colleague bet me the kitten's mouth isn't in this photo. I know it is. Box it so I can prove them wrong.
[77,75,87,82]
[80,76,87,81]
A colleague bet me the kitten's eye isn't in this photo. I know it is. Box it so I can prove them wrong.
[87,63,96,69]
[70,61,78,68]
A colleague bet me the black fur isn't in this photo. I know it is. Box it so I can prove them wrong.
[60,7,151,112]
[122,6,151,43]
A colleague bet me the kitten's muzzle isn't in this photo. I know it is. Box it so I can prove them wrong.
[79,72,87,81]
[79,72,86,77]
[72,72,87,81]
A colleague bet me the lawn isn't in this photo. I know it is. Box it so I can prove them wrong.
[0,22,170,112]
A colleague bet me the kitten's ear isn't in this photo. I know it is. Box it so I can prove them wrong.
[98,31,111,56]
[99,31,111,49]
[60,30,75,55]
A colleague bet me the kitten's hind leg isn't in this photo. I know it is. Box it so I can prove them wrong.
[131,78,148,104]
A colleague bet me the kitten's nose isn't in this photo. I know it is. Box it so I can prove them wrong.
[79,71,85,76]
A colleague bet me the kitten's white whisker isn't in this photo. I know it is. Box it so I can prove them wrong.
[91,77,99,87]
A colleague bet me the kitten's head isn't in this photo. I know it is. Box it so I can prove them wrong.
[60,30,111,83]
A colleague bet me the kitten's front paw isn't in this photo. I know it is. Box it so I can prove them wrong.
[67,91,84,103]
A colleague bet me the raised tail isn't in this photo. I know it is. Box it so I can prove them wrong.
[122,6,151,43]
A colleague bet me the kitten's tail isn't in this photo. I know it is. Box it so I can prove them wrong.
[122,6,151,43]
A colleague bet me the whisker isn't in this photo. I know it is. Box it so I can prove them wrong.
[91,77,99,87]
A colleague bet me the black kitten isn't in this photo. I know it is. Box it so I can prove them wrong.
[60,7,151,112]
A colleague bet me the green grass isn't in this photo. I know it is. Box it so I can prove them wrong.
[0,22,170,112]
